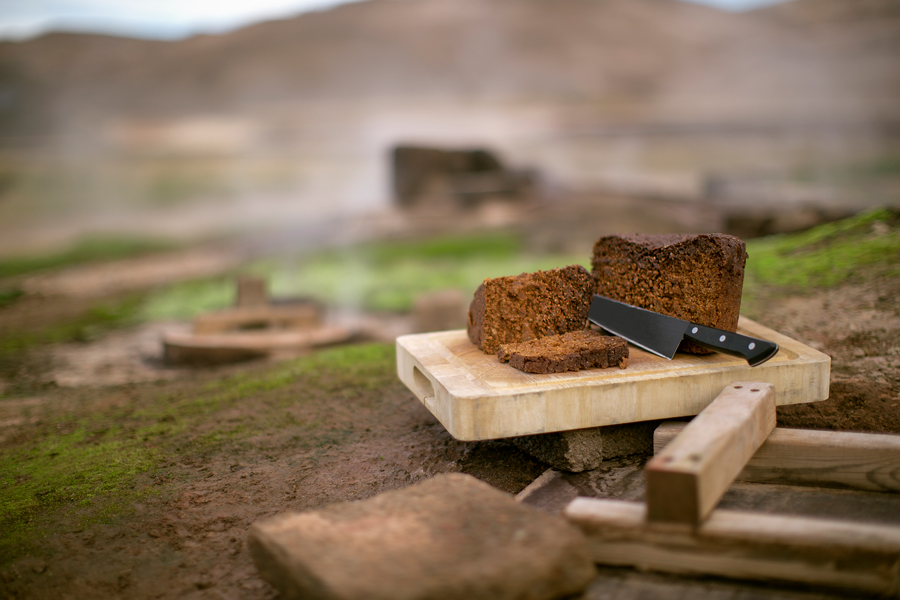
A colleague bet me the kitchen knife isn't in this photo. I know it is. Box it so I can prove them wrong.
[588,295,778,367]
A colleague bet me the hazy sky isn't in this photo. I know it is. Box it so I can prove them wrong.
[0,0,788,41]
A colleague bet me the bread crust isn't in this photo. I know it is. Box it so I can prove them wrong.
[498,329,629,374]
[591,233,747,354]
[467,265,594,354]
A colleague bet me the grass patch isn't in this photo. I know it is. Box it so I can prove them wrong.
[0,235,177,279]
[0,427,159,560]
[742,207,900,318]
[143,232,585,318]
[139,276,235,321]
[359,232,523,264]
[0,288,23,308]
[0,342,396,562]
[0,294,144,383]
[172,343,397,432]
[745,207,900,292]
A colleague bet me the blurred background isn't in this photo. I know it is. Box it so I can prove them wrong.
[2,0,898,250]
[1,0,899,356]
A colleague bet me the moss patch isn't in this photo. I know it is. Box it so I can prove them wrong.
[0,427,159,559]
[0,295,145,384]
[0,236,177,279]
[0,288,23,308]
[0,342,397,563]
[744,207,900,302]
[143,232,586,318]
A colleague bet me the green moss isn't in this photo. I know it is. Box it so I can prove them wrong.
[745,207,899,292]
[142,232,585,317]
[182,343,396,419]
[0,294,144,350]
[0,294,145,385]
[0,236,177,279]
[360,232,523,264]
[126,343,398,462]
[0,426,159,561]
[0,288,23,308]
[139,276,234,321]
[0,342,396,562]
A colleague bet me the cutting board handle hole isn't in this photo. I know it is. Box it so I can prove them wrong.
[413,366,435,400]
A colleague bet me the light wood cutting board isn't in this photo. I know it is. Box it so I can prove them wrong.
[396,317,830,441]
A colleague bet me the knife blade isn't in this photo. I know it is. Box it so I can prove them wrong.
[588,294,778,367]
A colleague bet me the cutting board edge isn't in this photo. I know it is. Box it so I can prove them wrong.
[396,318,831,441]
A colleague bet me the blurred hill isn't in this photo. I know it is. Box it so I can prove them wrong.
[2,0,898,143]
[0,0,898,256]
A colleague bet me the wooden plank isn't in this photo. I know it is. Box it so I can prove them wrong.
[565,497,900,597]
[163,326,353,365]
[515,470,580,513]
[645,382,775,524]
[192,303,321,334]
[656,423,900,493]
[396,317,829,441]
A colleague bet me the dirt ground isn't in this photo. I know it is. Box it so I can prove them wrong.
[1,231,899,599]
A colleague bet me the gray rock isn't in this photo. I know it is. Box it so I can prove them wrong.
[248,473,595,600]
[508,422,658,472]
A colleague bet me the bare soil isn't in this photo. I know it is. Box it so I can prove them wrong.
[1,245,898,600]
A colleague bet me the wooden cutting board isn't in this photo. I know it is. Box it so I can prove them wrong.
[396,317,830,441]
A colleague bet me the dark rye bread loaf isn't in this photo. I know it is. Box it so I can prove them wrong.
[467,265,593,354]
[591,234,747,355]
[498,329,629,374]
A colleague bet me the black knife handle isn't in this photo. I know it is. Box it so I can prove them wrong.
[683,324,779,367]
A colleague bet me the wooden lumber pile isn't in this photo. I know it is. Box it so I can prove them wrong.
[564,381,900,596]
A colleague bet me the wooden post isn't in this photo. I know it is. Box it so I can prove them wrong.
[645,382,775,525]
[236,275,268,308]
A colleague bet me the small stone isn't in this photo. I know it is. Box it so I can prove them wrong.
[248,473,594,600]
[194,578,214,590]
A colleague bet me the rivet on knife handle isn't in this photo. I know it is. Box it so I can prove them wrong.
[683,323,779,367]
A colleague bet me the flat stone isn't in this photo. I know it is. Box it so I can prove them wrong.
[248,473,595,600]
[507,422,658,472]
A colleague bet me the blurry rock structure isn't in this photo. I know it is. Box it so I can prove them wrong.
[413,288,467,333]
[392,145,537,210]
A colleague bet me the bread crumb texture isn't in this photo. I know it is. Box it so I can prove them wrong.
[467,265,593,354]
[591,233,747,354]
[498,329,629,374]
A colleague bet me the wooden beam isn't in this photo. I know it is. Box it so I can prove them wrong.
[645,382,775,525]
[163,326,352,365]
[192,303,321,335]
[565,497,900,597]
[656,423,900,493]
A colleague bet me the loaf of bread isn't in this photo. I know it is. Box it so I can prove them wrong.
[467,265,594,354]
[591,233,747,354]
[498,329,629,374]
